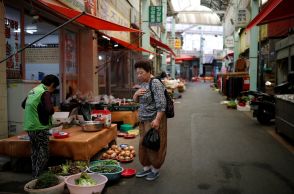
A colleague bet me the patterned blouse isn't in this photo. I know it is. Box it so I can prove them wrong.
[138,78,166,121]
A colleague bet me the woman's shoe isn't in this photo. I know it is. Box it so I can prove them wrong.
[136,169,152,178]
[145,171,160,181]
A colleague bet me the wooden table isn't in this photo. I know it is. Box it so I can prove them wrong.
[0,124,117,161]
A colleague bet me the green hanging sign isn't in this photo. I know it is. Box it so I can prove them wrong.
[149,6,162,25]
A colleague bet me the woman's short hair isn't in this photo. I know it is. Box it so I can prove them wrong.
[134,60,152,73]
[41,74,60,88]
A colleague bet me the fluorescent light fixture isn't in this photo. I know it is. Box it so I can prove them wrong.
[114,44,119,47]
[149,54,154,59]
[14,28,21,33]
[102,35,110,40]
[26,29,37,34]
[98,55,103,60]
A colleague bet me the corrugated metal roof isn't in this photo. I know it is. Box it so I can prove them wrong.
[170,0,222,25]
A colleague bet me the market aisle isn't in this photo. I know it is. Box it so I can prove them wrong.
[108,82,294,194]
[0,82,293,194]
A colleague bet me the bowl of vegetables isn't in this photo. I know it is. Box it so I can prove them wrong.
[64,172,108,194]
[89,159,120,167]
[88,165,123,182]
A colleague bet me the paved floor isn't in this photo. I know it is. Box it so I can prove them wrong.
[0,82,294,194]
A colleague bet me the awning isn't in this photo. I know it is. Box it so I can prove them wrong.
[245,0,294,31]
[38,0,141,32]
[150,37,176,57]
[110,37,157,55]
[166,55,198,63]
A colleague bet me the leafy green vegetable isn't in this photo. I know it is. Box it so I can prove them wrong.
[34,172,60,189]
[90,166,120,173]
[75,172,97,186]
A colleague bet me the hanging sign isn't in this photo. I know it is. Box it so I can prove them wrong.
[149,6,162,25]
[236,8,250,27]
[224,36,234,48]
[174,38,182,49]
[57,0,96,15]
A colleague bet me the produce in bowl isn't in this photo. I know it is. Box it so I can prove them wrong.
[65,173,108,194]
[90,159,120,167]
[75,172,97,186]
[88,165,123,181]
[101,144,135,161]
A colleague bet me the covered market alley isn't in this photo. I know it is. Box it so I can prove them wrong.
[1,82,293,194]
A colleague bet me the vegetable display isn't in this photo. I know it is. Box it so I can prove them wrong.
[34,172,60,189]
[89,166,121,173]
[74,172,97,186]
[101,144,135,162]
[90,159,119,167]
[49,160,88,176]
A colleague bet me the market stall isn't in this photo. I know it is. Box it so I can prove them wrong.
[217,72,250,99]
[0,124,117,161]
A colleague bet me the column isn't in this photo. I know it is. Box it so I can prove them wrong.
[161,0,167,73]
[79,30,98,95]
[249,0,259,91]
[233,0,240,69]
[171,16,176,78]
[0,1,8,138]
[199,28,204,76]
[141,0,151,58]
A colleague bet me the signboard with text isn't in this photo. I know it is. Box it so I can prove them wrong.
[174,38,182,49]
[236,8,250,28]
[149,6,162,25]
[224,36,234,48]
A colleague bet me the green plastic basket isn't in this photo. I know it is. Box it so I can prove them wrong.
[120,124,132,132]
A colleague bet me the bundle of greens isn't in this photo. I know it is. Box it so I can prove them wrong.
[49,160,88,176]
[34,172,60,189]
[75,172,97,186]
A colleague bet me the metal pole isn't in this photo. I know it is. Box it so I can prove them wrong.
[0,12,85,64]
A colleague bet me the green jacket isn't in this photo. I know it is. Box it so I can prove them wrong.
[23,84,52,131]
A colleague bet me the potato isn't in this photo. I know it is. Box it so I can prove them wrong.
[120,151,126,156]
[111,152,117,159]
[102,153,108,158]
[129,146,134,150]
[107,150,114,155]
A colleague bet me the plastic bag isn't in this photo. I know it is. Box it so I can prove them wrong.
[142,128,160,151]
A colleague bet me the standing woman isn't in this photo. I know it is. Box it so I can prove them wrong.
[22,74,60,178]
[133,60,167,181]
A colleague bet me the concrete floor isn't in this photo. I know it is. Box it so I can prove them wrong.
[0,82,294,194]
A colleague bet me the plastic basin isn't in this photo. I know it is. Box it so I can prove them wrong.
[88,165,123,182]
[120,124,132,132]
[24,176,65,194]
[65,173,108,194]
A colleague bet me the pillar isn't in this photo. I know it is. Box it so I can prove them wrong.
[79,29,98,95]
[171,16,176,78]
[141,0,151,58]
[161,0,167,73]
[249,0,259,91]
[199,28,204,75]
[0,1,8,138]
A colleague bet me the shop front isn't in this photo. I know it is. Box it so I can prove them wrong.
[0,0,141,137]
[2,0,83,136]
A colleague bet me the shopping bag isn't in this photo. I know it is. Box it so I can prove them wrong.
[142,128,160,151]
